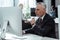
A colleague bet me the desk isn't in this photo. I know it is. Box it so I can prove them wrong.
[0,32,58,40]
[23,34,58,40]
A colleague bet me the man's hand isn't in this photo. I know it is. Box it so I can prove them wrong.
[30,18,35,25]
[22,30,26,35]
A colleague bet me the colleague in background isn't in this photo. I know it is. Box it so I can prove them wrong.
[49,5,56,19]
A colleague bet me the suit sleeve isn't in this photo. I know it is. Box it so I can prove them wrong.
[22,20,32,30]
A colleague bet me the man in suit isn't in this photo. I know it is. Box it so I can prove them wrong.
[23,2,56,38]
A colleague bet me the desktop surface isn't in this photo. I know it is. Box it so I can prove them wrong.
[0,32,58,40]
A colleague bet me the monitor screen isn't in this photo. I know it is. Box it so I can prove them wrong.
[0,7,22,37]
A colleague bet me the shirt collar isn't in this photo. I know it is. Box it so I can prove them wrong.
[40,14,45,20]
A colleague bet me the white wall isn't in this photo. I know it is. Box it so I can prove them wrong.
[58,5,60,39]
[0,0,13,7]
[43,0,51,14]
[55,0,60,7]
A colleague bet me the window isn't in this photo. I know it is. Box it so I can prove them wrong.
[18,0,36,15]
[0,0,14,7]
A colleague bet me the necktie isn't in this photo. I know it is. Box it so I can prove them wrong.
[36,18,43,25]
[34,18,43,29]
[39,18,43,24]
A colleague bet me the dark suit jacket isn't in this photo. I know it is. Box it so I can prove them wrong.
[22,20,32,30]
[26,14,56,38]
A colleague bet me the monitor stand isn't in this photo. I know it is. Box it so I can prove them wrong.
[0,20,8,39]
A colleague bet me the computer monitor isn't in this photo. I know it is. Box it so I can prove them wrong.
[0,7,22,38]
[31,8,36,16]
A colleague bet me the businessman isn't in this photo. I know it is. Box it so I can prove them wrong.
[23,2,56,38]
